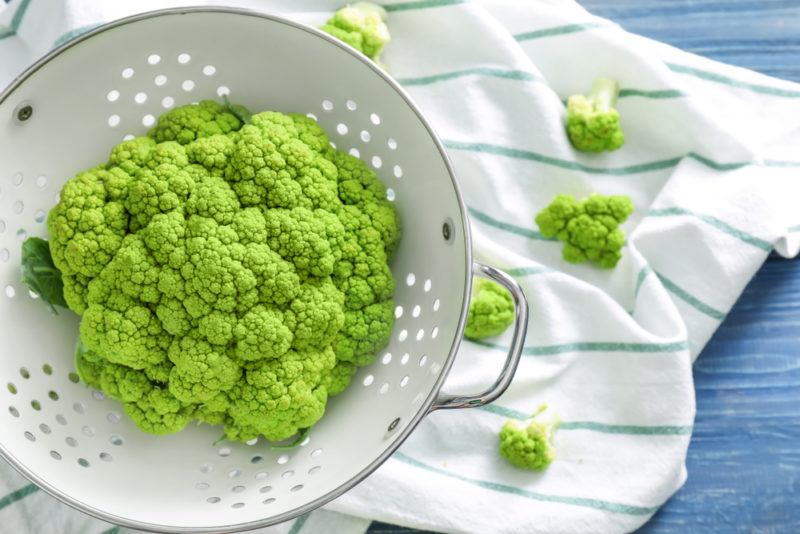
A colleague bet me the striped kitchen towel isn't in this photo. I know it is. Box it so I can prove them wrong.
[2,0,799,533]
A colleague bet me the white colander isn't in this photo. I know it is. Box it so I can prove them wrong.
[0,7,528,533]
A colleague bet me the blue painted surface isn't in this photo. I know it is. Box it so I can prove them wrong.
[580,0,800,81]
[641,260,800,533]
[370,1,800,532]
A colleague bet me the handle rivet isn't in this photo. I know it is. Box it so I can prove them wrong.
[388,417,400,432]
[442,221,452,241]
[15,103,33,122]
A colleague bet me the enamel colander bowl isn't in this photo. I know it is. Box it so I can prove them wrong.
[0,7,528,533]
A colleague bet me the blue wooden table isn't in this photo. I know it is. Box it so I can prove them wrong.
[370,1,800,532]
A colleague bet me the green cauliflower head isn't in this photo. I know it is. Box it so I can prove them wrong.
[48,100,400,443]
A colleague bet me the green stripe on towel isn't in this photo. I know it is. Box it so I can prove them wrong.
[52,23,103,48]
[667,63,800,98]
[399,67,540,86]
[649,207,772,252]
[468,339,690,356]
[0,0,32,40]
[468,207,553,241]
[618,88,687,99]
[445,140,684,175]
[393,452,661,515]
[686,152,747,171]
[560,421,692,435]
[447,140,799,172]
[763,159,800,168]
[505,266,555,277]
[397,68,684,102]
[480,404,693,435]
[514,22,609,42]
[384,0,467,12]
[634,266,654,300]
[0,484,39,511]
[288,514,310,534]
[656,273,727,320]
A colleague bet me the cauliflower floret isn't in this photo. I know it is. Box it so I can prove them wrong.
[335,205,396,310]
[124,387,193,435]
[566,77,625,153]
[499,405,560,471]
[108,137,156,174]
[321,3,391,65]
[334,300,394,366]
[464,279,514,340]
[97,361,152,403]
[62,273,92,314]
[321,361,357,396]
[124,164,195,231]
[333,151,400,252]
[241,243,300,305]
[263,207,344,277]
[186,133,235,174]
[226,347,335,441]
[233,306,293,361]
[184,175,240,225]
[536,193,633,269]
[198,310,237,346]
[226,113,339,211]
[285,279,346,351]
[81,266,171,371]
[47,168,130,294]
[167,333,240,404]
[149,100,244,145]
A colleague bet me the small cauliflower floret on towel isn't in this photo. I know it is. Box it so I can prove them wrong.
[566,77,625,153]
[464,279,514,340]
[536,193,633,269]
[321,2,391,66]
[499,404,560,471]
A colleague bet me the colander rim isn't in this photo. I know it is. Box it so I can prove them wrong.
[0,5,474,533]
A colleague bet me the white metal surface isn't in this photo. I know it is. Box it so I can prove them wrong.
[0,8,475,532]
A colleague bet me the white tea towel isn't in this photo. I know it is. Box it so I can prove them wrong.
[2,1,800,533]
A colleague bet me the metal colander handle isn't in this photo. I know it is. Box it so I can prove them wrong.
[430,262,528,411]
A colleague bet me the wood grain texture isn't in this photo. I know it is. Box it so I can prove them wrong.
[370,1,800,532]
[641,259,800,533]
[580,0,800,81]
